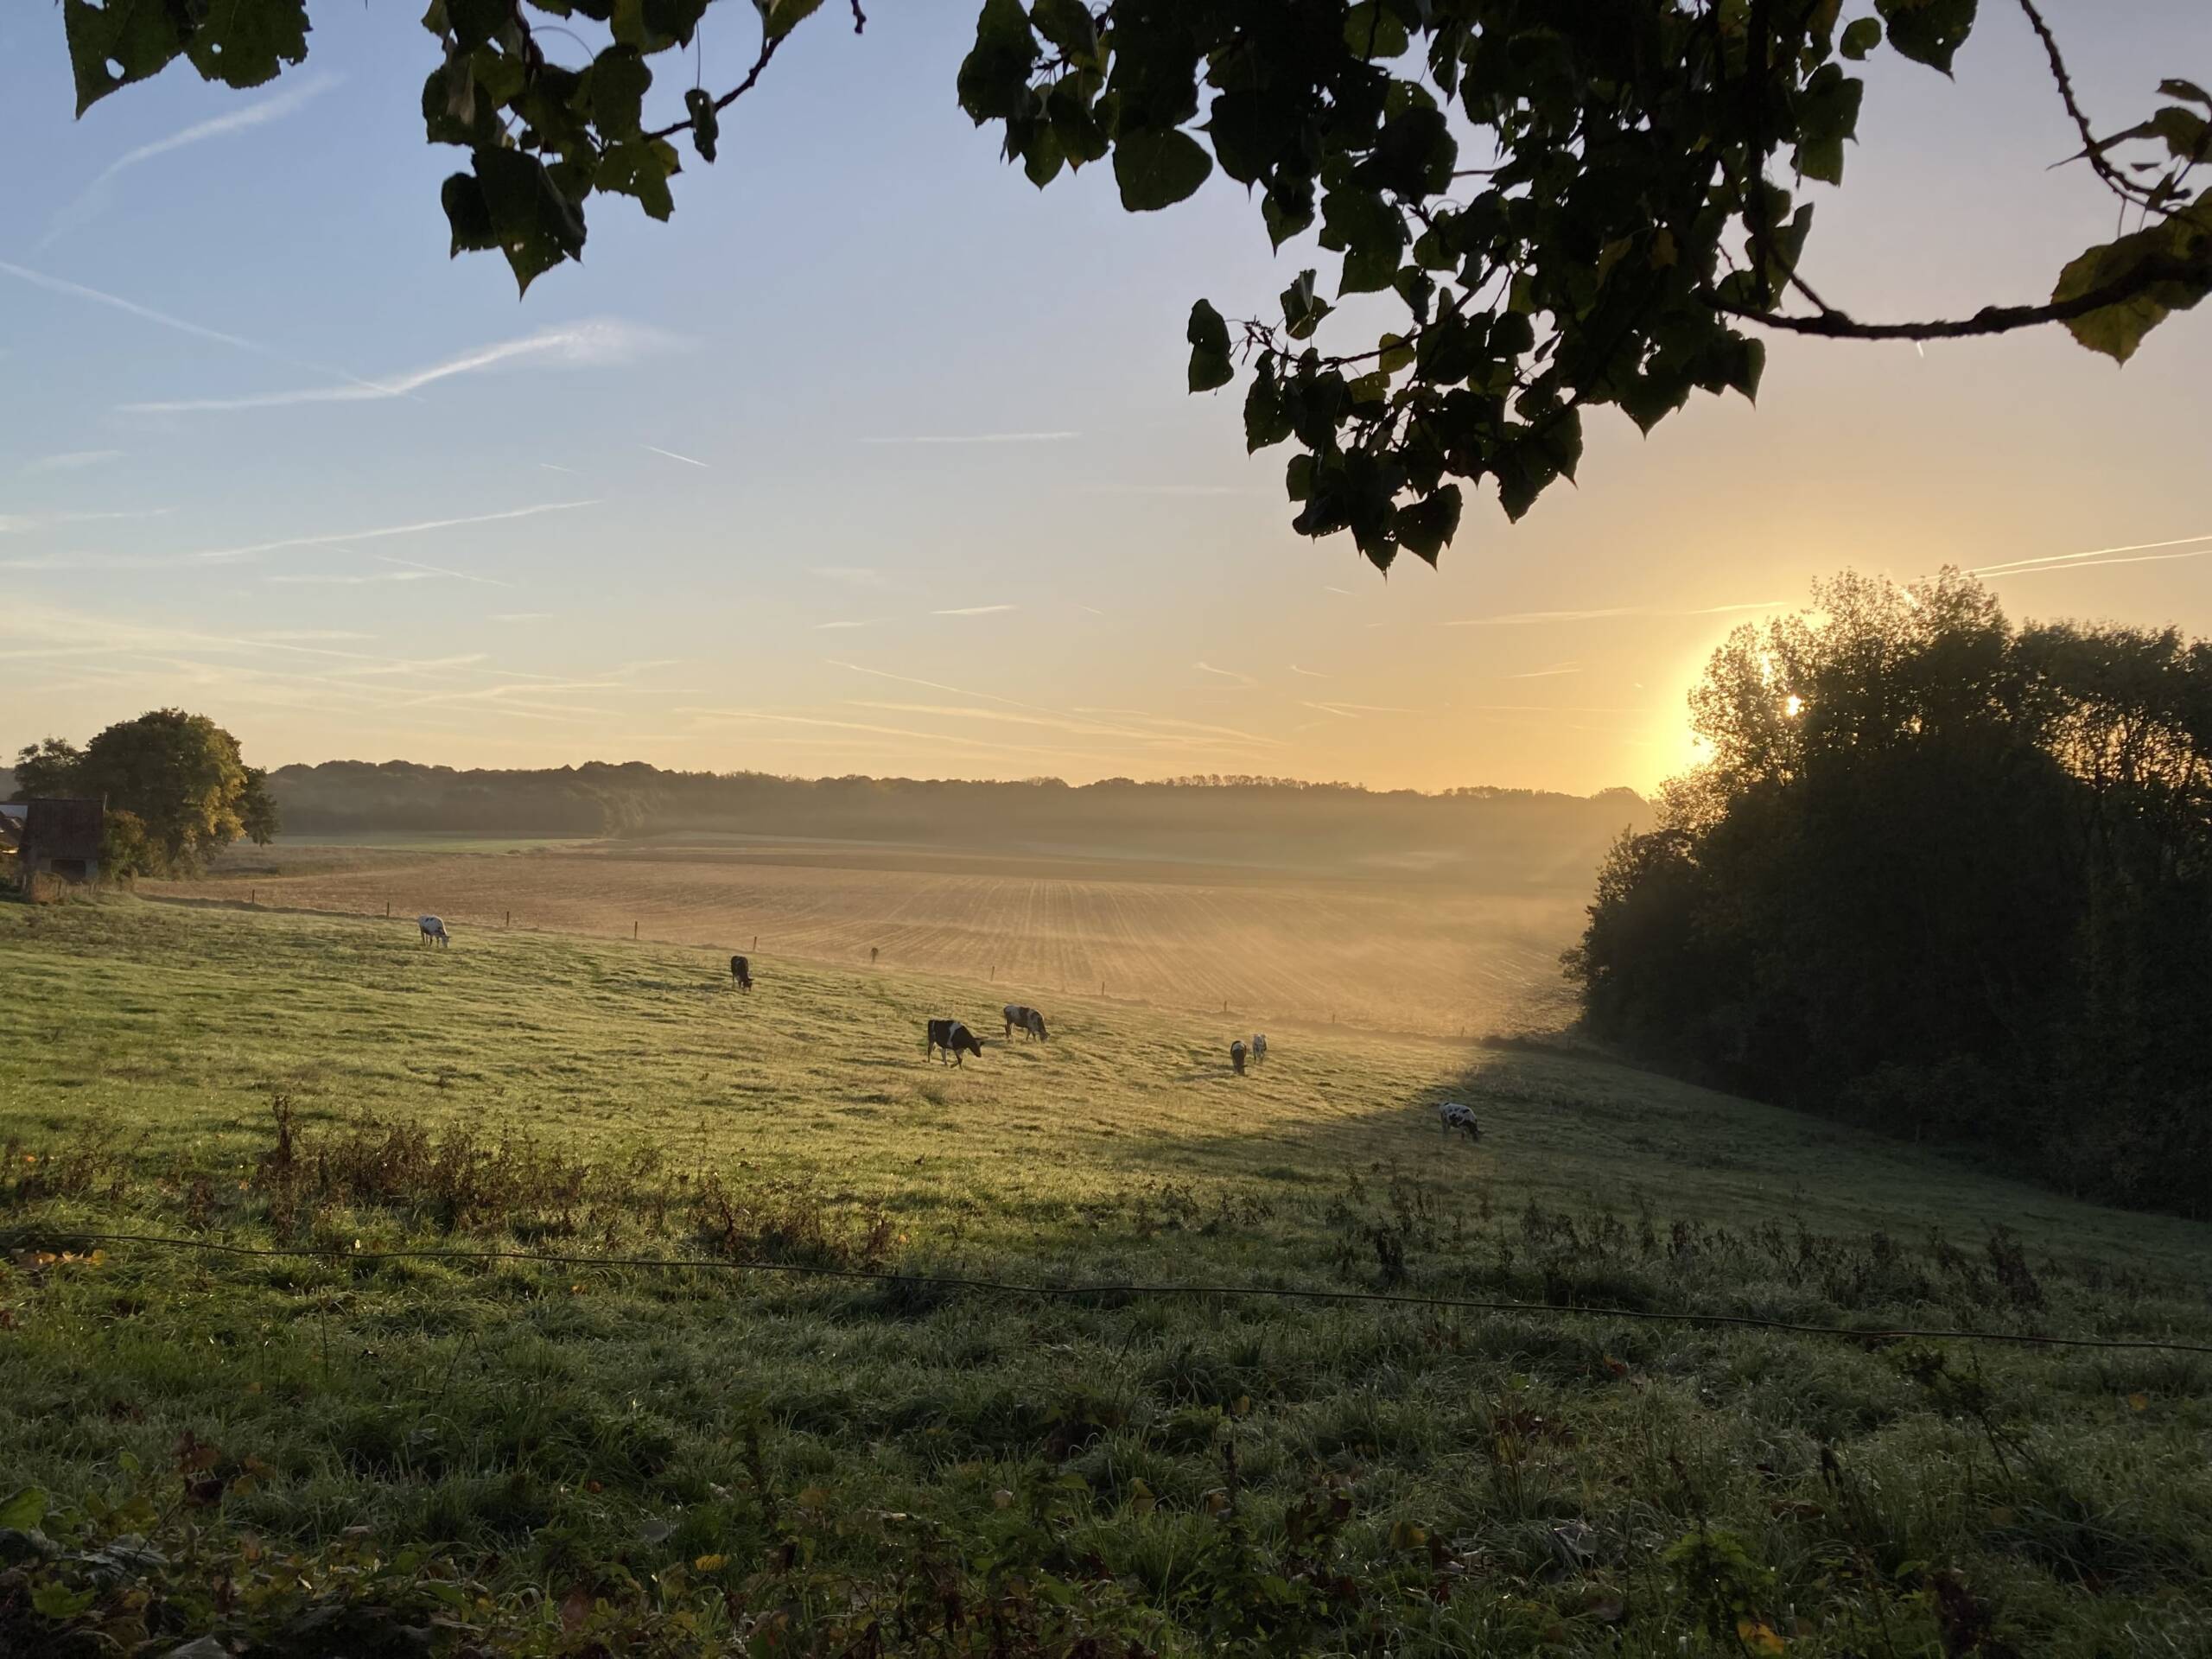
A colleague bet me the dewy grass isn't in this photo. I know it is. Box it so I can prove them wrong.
[2,898,2209,1655]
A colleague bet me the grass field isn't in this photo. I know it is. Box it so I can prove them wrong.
[3,898,2209,1656]
[151,836,1586,1038]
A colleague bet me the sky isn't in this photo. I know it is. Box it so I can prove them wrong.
[2,2,2207,797]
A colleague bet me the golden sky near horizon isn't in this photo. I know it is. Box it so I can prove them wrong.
[3,2,2207,797]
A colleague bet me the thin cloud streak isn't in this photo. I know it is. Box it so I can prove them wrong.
[1974,544,2212,581]
[41,74,340,252]
[1969,531,2212,577]
[1444,600,1788,626]
[375,555,514,588]
[0,261,376,391]
[489,613,554,623]
[1289,664,1329,678]
[1194,661,1257,687]
[119,321,675,414]
[0,507,173,536]
[815,620,880,630]
[862,431,1079,445]
[187,499,599,566]
[826,661,1038,710]
[934,604,1017,616]
[22,449,124,475]
[642,442,710,467]
[265,570,440,586]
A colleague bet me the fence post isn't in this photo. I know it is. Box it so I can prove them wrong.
[634,920,639,940]
[385,900,390,918]
[506,910,512,929]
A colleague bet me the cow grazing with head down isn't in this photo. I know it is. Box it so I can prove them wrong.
[1439,1103,1480,1141]
[1002,1003,1048,1041]
[730,955,753,993]
[927,1018,985,1065]
[1230,1039,1247,1076]
[418,916,448,948]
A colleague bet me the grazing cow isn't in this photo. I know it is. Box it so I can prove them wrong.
[1230,1039,1247,1076]
[1002,1003,1048,1041]
[418,915,448,949]
[730,954,753,993]
[927,1018,986,1066]
[1439,1103,1480,1141]
[1249,1033,1268,1065]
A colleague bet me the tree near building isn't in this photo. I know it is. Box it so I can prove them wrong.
[52,2,2209,574]
[9,710,279,877]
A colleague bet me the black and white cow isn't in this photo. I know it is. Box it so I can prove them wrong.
[1249,1033,1268,1065]
[418,915,449,948]
[1002,1003,1048,1041]
[730,954,753,993]
[1230,1039,1247,1076]
[927,1018,985,1065]
[1439,1103,1480,1141]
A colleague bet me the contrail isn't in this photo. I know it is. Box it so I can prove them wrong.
[0,261,378,393]
[188,500,600,565]
[642,443,710,467]
[40,74,340,252]
[120,321,673,413]
[1969,531,2212,577]
[862,430,1079,445]
[1444,600,1788,626]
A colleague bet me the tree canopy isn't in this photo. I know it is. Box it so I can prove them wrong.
[1567,570,2212,1216]
[57,2,2210,571]
[10,710,280,877]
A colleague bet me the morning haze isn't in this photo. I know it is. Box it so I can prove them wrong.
[5,4,2212,1655]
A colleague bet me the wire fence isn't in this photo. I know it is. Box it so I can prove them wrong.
[20,1227,2211,1357]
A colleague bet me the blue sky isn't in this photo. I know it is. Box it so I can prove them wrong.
[3,1,2208,793]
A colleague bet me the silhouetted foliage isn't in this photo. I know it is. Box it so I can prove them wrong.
[52,3,2209,569]
[10,709,280,877]
[1567,571,2212,1215]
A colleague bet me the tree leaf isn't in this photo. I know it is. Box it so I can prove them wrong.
[184,0,312,90]
[1030,0,1099,66]
[1186,298,1234,391]
[685,86,720,162]
[1873,0,1977,76]
[1245,362,1294,451]
[1395,485,1462,564]
[587,46,652,139]
[2052,201,2212,363]
[442,171,500,254]
[62,0,186,116]
[0,1488,47,1530]
[472,146,588,293]
[957,0,1038,124]
[1840,16,1882,60]
[759,0,827,43]
[1114,128,1211,212]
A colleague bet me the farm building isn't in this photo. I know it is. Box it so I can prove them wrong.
[2,798,105,887]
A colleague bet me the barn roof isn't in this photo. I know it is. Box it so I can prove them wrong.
[22,798,104,861]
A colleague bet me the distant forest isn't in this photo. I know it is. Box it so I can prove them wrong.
[264,760,1646,886]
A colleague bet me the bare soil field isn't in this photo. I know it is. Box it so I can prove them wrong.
[154,836,1584,1035]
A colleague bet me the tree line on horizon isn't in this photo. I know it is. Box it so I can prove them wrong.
[259,760,1647,886]
[1567,570,2212,1217]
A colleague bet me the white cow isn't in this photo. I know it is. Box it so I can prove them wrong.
[1439,1102,1479,1140]
[1249,1033,1268,1065]
[419,915,450,949]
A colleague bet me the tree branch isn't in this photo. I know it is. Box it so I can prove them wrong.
[1710,252,2212,340]
[643,27,783,142]
[2017,0,2159,209]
